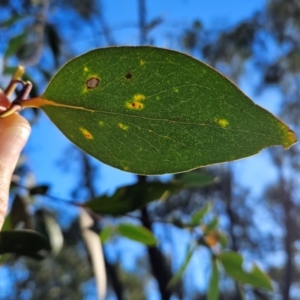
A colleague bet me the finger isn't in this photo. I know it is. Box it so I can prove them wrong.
[0,89,11,111]
[0,114,31,230]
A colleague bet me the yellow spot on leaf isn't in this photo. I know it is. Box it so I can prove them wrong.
[283,128,297,149]
[140,60,145,66]
[118,123,129,130]
[124,166,129,171]
[156,96,160,100]
[83,67,89,72]
[79,127,93,139]
[99,121,104,126]
[126,102,144,110]
[125,93,146,110]
[133,94,145,101]
[173,88,179,93]
[215,118,229,128]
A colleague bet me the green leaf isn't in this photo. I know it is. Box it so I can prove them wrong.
[204,217,219,233]
[117,223,157,246]
[218,232,228,248]
[190,202,211,226]
[100,226,114,244]
[0,254,9,265]
[1,215,12,231]
[207,259,219,300]
[23,47,296,174]
[5,33,27,58]
[0,230,51,259]
[0,15,26,28]
[176,171,218,188]
[84,181,182,215]
[167,246,195,289]
[219,251,273,290]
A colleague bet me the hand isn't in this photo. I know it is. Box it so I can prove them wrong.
[0,91,30,230]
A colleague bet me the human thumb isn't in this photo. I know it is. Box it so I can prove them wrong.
[0,114,30,230]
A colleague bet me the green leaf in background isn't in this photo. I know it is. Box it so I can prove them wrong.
[175,171,218,188]
[84,181,182,215]
[20,47,296,175]
[0,230,51,259]
[190,202,211,226]
[117,223,157,246]
[4,33,27,58]
[207,258,219,300]
[100,226,115,244]
[0,15,25,28]
[218,232,228,248]
[219,251,273,290]
[204,217,219,234]
[167,246,195,289]
[1,215,12,231]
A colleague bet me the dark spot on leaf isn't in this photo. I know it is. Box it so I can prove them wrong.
[132,103,136,107]
[125,72,132,79]
[216,119,219,122]
[86,77,100,89]
[240,109,243,113]
[139,105,141,108]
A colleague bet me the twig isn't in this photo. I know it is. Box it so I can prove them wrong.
[4,66,25,97]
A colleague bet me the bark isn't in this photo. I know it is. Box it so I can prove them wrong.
[105,258,124,300]
[80,153,125,300]
[138,0,147,45]
[138,175,173,300]
[280,176,293,300]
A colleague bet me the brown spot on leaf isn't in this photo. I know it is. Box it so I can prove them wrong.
[125,72,132,79]
[79,127,94,139]
[125,94,146,110]
[86,77,100,89]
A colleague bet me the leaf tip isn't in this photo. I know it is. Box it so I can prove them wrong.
[283,129,297,149]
